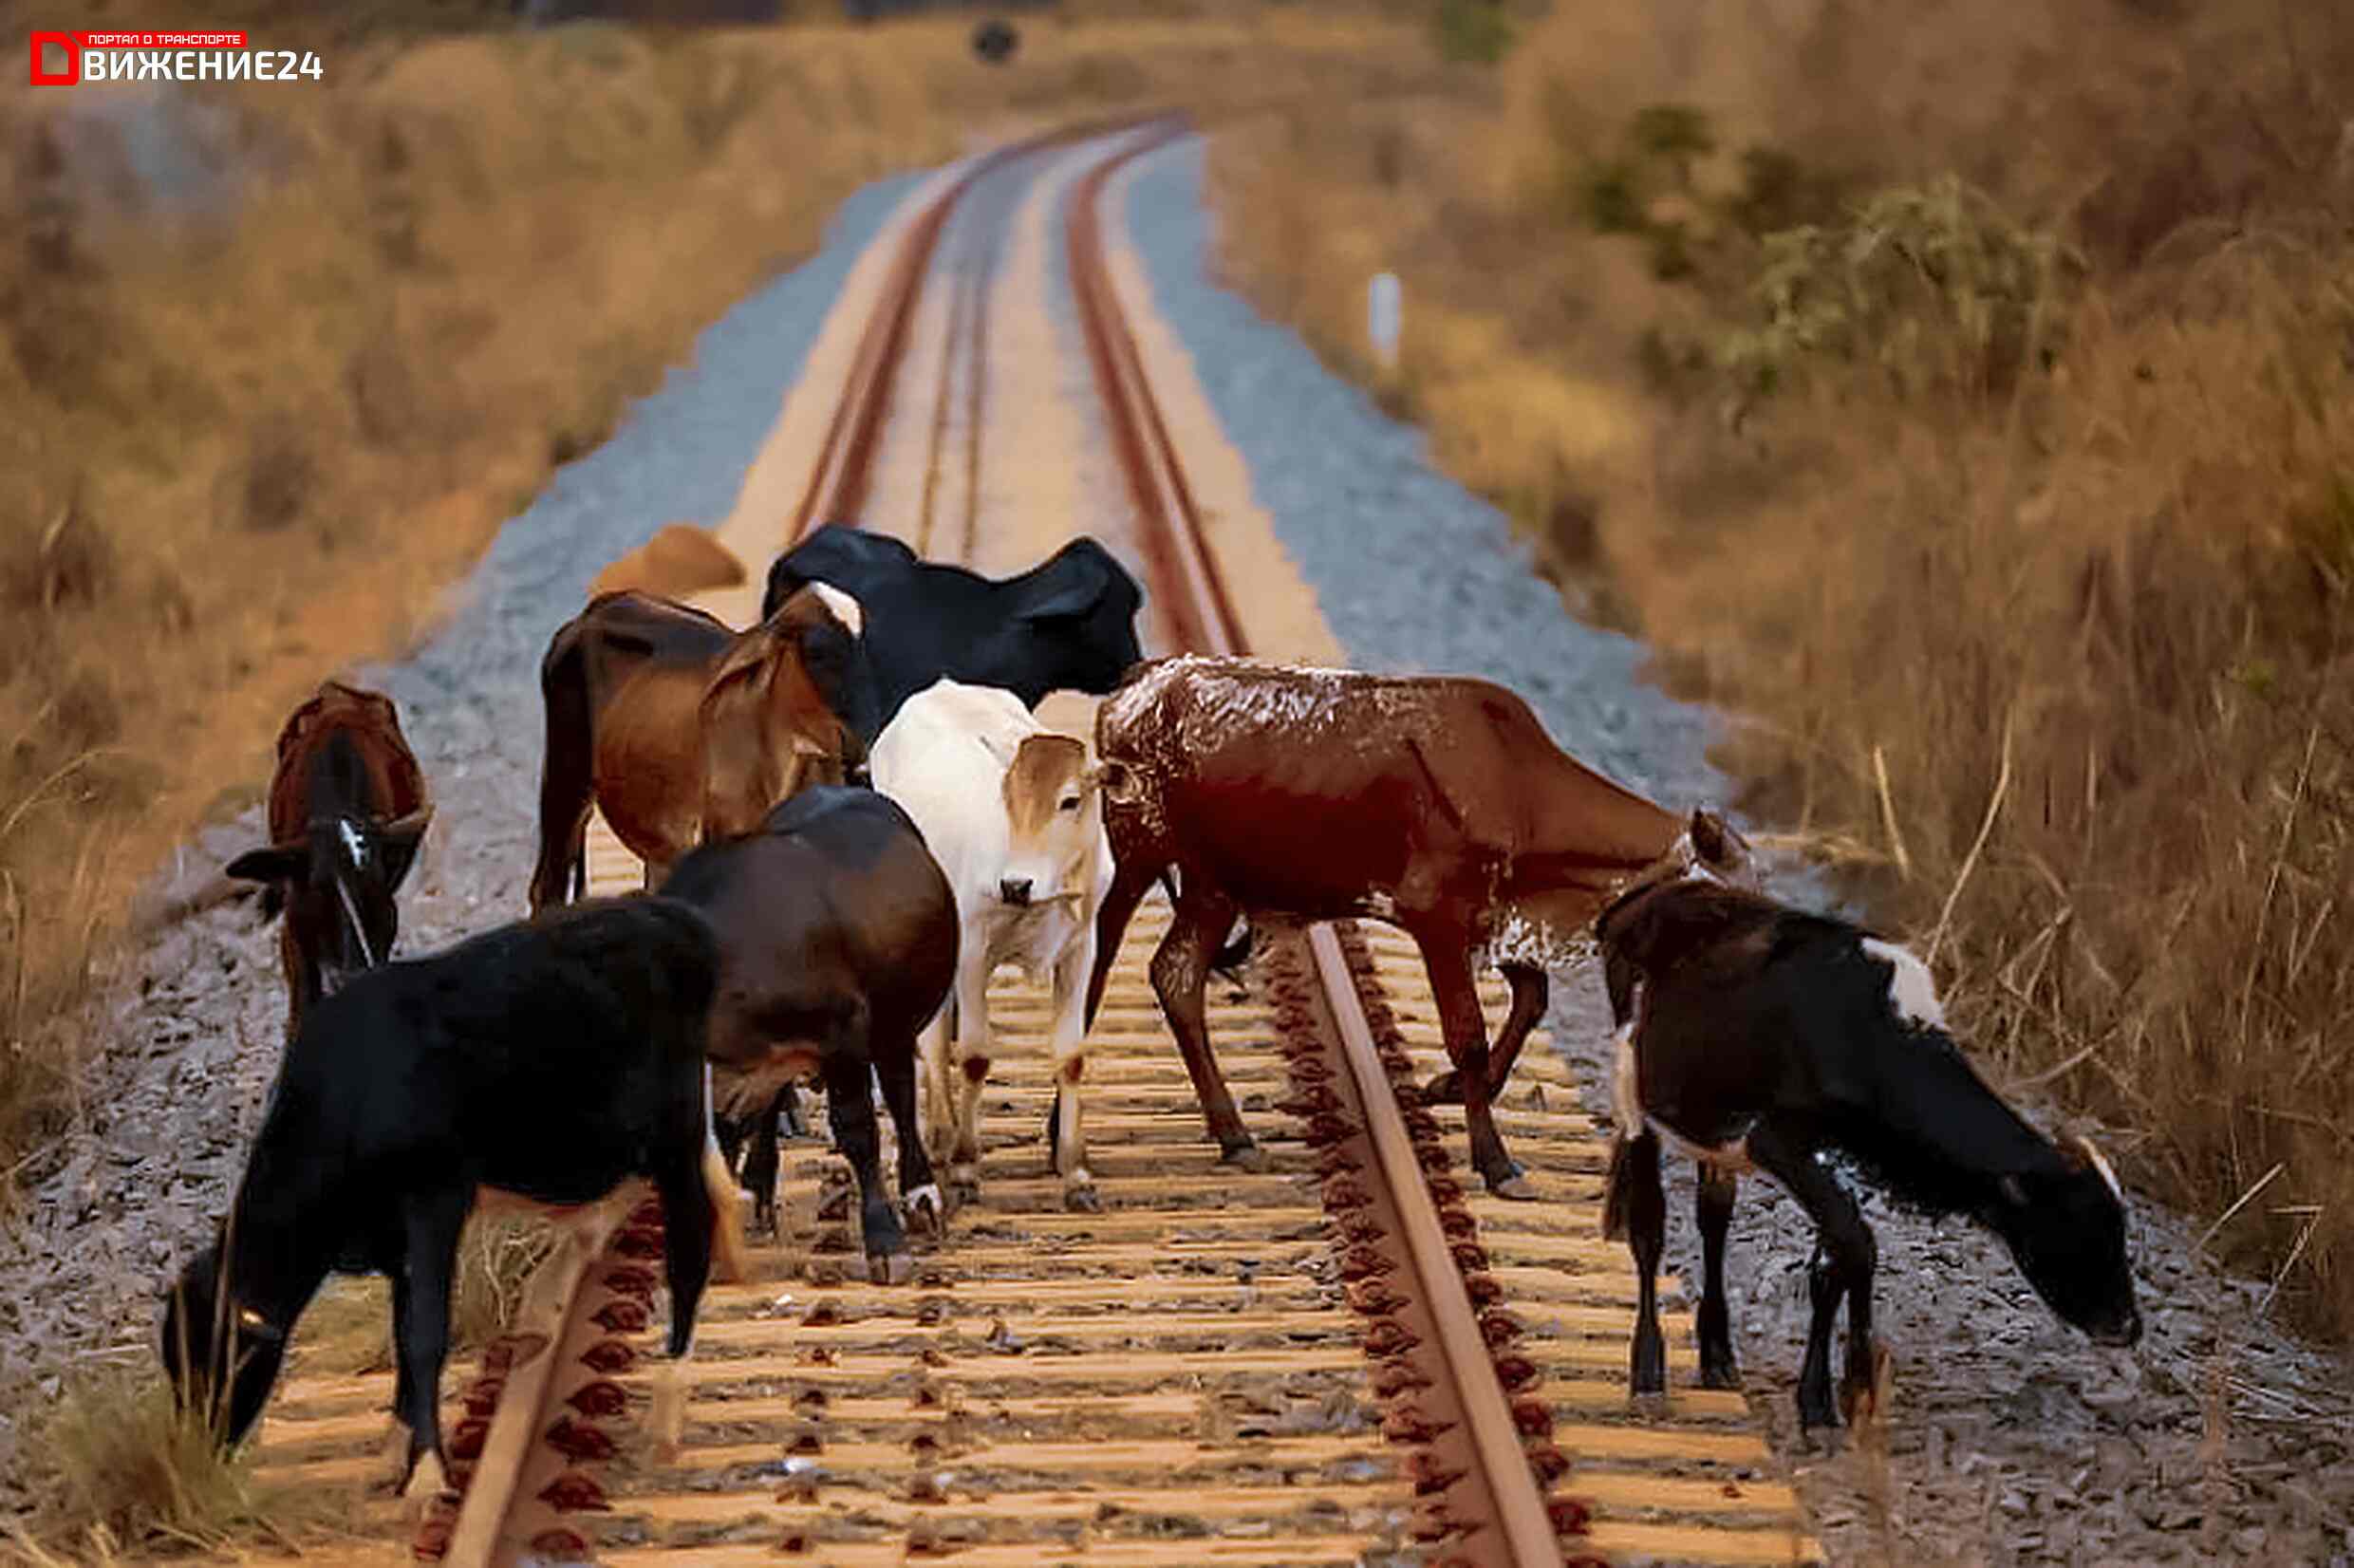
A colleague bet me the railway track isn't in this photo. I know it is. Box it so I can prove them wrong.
[250,123,1822,1568]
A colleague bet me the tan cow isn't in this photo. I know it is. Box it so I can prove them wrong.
[589,524,747,602]
[528,586,879,911]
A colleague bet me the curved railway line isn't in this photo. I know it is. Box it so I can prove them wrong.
[250,121,1822,1568]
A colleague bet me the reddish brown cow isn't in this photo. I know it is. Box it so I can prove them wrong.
[225,681,433,1036]
[1085,654,1751,1197]
[529,585,879,912]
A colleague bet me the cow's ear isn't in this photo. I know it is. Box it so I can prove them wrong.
[225,842,308,886]
[1689,809,1728,866]
[378,808,433,888]
[700,627,783,835]
[1018,557,1106,622]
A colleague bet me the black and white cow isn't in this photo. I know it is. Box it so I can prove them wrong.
[761,525,1145,739]
[1597,877,2141,1431]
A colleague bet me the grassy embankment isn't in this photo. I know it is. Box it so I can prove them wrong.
[1212,0,2354,1341]
[0,9,1438,1559]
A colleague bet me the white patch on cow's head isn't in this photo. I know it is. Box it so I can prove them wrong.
[336,817,368,872]
[1861,938,1946,1030]
[810,581,863,638]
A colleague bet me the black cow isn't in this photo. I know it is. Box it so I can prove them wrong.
[1597,876,2141,1431]
[760,525,1145,738]
[160,897,742,1503]
[658,786,958,1284]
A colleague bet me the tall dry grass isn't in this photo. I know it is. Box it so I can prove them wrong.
[0,9,1431,1187]
[1210,0,2354,1336]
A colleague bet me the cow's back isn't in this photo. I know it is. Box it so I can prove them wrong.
[267,681,427,842]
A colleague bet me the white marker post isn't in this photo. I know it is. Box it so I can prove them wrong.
[1368,271,1402,374]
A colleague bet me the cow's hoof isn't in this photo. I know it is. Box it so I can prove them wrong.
[1485,1170,1539,1202]
[1421,1070,1465,1106]
[1217,1141,1268,1171]
[869,1250,915,1286]
[1062,1179,1101,1214]
[947,1163,981,1205]
[1698,1358,1742,1391]
[904,1185,944,1237]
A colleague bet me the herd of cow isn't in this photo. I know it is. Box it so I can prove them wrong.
[156,522,2143,1509]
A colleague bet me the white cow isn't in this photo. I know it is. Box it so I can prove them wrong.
[869,679,1113,1211]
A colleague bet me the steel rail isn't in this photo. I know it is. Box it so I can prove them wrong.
[1060,122,1577,1568]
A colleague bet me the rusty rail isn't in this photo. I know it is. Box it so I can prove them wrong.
[1064,121,1586,1568]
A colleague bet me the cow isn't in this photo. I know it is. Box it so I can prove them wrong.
[528,584,877,913]
[759,525,1145,739]
[658,786,958,1284]
[869,679,1113,1211]
[1085,654,1753,1199]
[159,897,744,1508]
[224,681,433,1036]
[589,523,748,602]
[1596,874,2141,1430]
[972,18,1018,64]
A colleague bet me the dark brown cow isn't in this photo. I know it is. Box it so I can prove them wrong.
[1085,654,1751,1197]
[528,585,879,913]
[226,681,432,1036]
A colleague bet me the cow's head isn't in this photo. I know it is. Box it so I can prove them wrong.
[699,583,877,838]
[225,808,432,997]
[1016,538,1145,698]
[997,734,1102,910]
[1989,1132,2142,1349]
[758,523,916,624]
[160,1234,287,1450]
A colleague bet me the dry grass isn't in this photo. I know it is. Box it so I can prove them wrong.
[0,6,1430,1188]
[1210,0,2354,1337]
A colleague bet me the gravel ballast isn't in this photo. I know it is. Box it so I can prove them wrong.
[4,139,2348,1568]
[0,172,926,1491]
[1120,140,2353,1567]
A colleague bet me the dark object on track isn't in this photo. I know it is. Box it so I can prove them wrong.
[973,19,1018,64]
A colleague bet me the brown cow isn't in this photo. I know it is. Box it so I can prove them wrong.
[528,585,879,912]
[589,524,747,602]
[225,681,433,1036]
[1084,654,1752,1198]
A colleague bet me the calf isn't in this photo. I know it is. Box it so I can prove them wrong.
[160,897,744,1503]
[761,525,1144,737]
[1597,876,2142,1430]
[225,681,433,1036]
[869,679,1113,1210]
[658,786,958,1283]
[529,584,877,911]
[1087,654,1750,1196]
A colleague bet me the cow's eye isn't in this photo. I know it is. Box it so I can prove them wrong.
[1058,795,1081,812]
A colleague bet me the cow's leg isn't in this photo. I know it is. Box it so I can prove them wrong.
[528,634,597,915]
[1045,929,1098,1211]
[1747,1123,1873,1431]
[1615,1130,1669,1397]
[821,1036,909,1285]
[1695,1165,1741,1389]
[1084,858,1157,1031]
[738,1090,786,1238]
[391,1185,469,1512]
[1151,879,1257,1167]
[776,1084,809,1140]
[919,1000,954,1172]
[875,1034,943,1238]
[944,958,992,1204]
[1414,931,1530,1198]
[648,1138,717,1458]
[1425,962,1546,1105]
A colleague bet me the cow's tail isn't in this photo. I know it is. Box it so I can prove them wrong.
[1599,1019,1644,1242]
[531,617,596,915]
[1600,1134,1636,1243]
